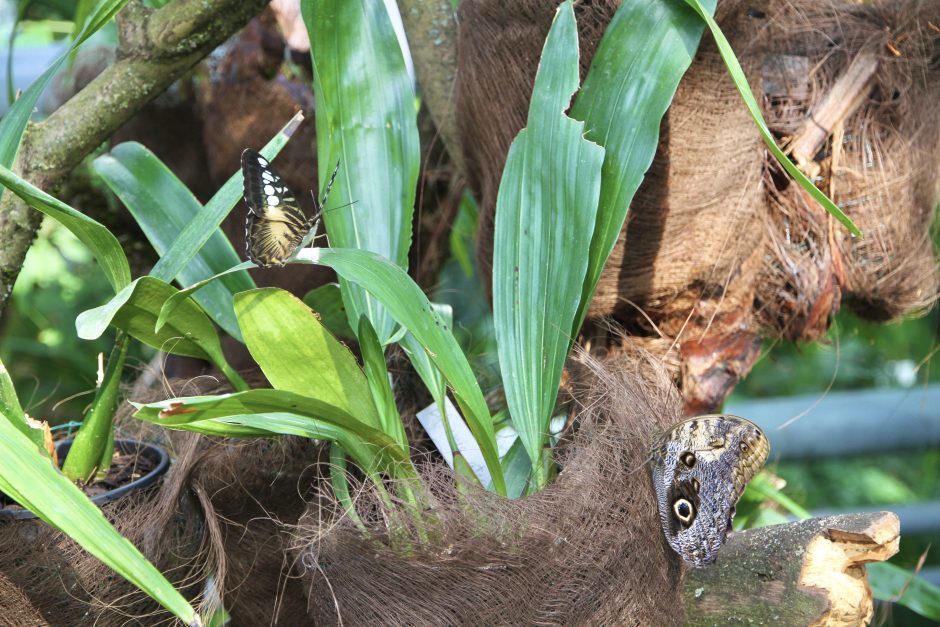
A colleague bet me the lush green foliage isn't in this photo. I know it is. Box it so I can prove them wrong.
[0,0,933,622]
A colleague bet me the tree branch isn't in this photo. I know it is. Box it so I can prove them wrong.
[396,0,465,177]
[683,512,900,626]
[0,0,268,314]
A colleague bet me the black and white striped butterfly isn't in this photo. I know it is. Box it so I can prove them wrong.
[241,149,339,267]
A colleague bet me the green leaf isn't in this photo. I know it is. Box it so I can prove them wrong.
[93,142,255,341]
[233,288,379,428]
[745,472,812,520]
[358,315,407,448]
[303,0,420,342]
[75,277,246,390]
[156,261,255,333]
[492,0,604,472]
[0,0,129,176]
[0,163,130,294]
[133,389,413,477]
[569,0,715,333]
[303,283,355,338]
[148,111,303,285]
[869,562,940,622]
[0,356,45,451]
[329,444,366,531]
[449,192,479,278]
[681,0,861,238]
[500,436,533,499]
[297,246,506,495]
[0,411,196,624]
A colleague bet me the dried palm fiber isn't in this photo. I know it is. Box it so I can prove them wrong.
[457,0,940,413]
[754,0,940,329]
[0,571,46,626]
[113,375,325,626]
[0,375,318,626]
[294,351,685,625]
[0,430,206,625]
[458,0,767,414]
[100,354,435,625]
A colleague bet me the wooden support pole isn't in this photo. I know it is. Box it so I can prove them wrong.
[684,512,900,626]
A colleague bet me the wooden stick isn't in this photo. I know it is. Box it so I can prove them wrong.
[684,512,900,626]
[789,52,880,173]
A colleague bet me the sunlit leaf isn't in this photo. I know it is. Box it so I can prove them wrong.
[303,0,419,342]
[569,0,716,332]
[493,1,604,474]
[234,288,379,427]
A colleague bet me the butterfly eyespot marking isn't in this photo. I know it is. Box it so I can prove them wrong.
[673,498,695,525]
[691,478,700,493]
[681,451,696,468]
[740,441,750,453]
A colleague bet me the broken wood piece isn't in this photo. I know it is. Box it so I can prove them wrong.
[789,51,880,175]
[683,511,900,626]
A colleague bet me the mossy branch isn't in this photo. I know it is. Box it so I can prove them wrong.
[683,511,900,626]
[0,0,268,315]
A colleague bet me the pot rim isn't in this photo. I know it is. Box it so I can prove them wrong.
[0,438,170,521]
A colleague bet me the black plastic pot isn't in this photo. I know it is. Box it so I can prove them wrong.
[0,439,170,521]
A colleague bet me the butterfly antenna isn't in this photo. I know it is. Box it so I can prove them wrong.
[308,191,358,217]
[319,159,341,209]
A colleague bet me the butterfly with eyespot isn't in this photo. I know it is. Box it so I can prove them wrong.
[649,414,768,568]
[241,148,340,267]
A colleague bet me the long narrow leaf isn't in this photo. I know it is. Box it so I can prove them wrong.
[0,415,196,624]
[682,0,860,237]
[297,246,506,495]
[303,0,420,342]
[493,1,604,472]
[0,0,129,173]
[569,0,716,333]
[0,163,130,293]
[133,389,412,476]
[234,288,380,428]
[93,142,255,341]
[148,111,303,283]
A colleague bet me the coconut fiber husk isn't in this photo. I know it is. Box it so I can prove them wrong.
[458,0,940,414]
[114,376,325,626]
[0,376,322,625]
[0,433,206,626]
[755,0,940,326]
[294,351,685,625]
[0,571,45,626]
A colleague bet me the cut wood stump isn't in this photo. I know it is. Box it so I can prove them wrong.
[683,511,900,626]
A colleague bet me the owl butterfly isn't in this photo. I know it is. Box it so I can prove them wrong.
[241,149,340,267]
[649,414,768,568]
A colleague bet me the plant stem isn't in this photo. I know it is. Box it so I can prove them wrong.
[62,333,128,482]
[216,359,249,392]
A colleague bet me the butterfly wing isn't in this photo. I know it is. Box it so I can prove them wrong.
[649,414,768,567]
[241,149,310,267]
